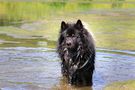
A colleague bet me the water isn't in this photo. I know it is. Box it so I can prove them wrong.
[0,47,135,90]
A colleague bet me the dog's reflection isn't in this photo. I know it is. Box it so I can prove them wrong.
[53,77,93,90]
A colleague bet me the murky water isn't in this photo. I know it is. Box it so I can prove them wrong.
[0,47,135,90]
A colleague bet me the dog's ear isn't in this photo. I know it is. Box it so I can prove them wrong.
[61,21,68,32]
[75,19,83,29]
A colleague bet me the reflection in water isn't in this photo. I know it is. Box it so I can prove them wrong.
[53,77,92,90]
[0,34,56,48]
[0,47,135,90]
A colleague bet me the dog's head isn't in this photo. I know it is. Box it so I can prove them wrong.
[59,20,84,50]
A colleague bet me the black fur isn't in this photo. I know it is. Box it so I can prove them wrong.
[57,20,95,86]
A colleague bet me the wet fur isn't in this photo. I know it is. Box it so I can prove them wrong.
[57,20,95,86]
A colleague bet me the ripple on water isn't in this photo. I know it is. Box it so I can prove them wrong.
[0,47,135,90]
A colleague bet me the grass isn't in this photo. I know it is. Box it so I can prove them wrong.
[104,80,135,90]
[0,2,135,50]
[89,15,135,50]
[1,1,135,25]
[1,13,135,50]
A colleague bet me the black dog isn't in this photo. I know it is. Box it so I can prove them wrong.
[57,20,95,86]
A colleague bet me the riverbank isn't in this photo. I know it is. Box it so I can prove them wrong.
[104,80,135,90]
[0,12,135,50]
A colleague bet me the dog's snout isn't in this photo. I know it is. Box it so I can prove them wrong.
[67,42,71,46]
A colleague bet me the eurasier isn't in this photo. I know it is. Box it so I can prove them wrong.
[57,20,95,86]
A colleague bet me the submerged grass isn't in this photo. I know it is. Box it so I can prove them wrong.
[0,33,56,48]
[1,12,135,50]
[104,80,135,90]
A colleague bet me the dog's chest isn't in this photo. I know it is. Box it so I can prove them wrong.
[63,49,77,63]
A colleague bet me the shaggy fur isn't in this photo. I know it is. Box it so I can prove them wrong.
[57,20,95,86]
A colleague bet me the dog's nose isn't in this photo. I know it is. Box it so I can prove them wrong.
[67,42,71,46]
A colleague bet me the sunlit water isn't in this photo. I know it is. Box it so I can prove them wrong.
[0,47,135,90]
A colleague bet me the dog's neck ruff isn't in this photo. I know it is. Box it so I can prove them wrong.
[64,45,91,70]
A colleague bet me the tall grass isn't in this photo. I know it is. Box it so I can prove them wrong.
[0,1,135,25]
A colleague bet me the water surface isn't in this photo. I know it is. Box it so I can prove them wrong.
[0,47,135,90]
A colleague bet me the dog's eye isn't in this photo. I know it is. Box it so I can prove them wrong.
[66,34,69,37]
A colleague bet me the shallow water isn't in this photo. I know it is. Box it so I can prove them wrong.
[0,47,135,90]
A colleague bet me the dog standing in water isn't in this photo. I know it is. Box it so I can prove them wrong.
[57,20,95,86]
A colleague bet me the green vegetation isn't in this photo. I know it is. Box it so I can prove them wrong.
[104,80,135,90]
[0,1,135,50]
[0,1,135,25]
